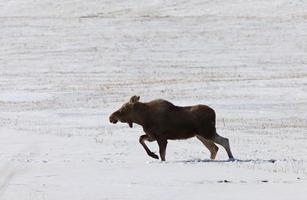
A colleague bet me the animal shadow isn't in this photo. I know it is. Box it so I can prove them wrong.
[176,158,277,164]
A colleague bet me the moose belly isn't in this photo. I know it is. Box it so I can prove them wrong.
[165,131,196,140]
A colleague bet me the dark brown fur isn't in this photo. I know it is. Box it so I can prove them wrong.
[109,96,234,161]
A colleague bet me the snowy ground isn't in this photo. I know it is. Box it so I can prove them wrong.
[1,0,307,199]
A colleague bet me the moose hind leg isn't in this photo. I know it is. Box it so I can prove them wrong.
[196,135,219,159]
[211,134,234,159]
[139,135,159,159]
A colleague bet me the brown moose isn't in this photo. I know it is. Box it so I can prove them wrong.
[109,96,234,161]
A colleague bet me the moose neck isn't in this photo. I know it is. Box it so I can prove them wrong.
[131,102,148,127]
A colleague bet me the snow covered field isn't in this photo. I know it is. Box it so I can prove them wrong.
[1,0,307,199]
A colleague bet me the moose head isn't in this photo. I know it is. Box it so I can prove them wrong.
[109,95,140,128]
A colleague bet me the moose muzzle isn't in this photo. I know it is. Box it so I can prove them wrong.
[109,114,118,124]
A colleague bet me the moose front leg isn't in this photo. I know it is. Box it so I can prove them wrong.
[157,139,168,161]
[139,135,159,159]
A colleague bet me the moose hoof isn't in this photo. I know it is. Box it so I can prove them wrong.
[149,153,159,160]
[228,157,236,161]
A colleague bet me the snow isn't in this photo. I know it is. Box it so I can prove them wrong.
[0,0,307,199]
[0,91,53,102]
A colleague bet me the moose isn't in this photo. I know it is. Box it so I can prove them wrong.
[109,96,234,161]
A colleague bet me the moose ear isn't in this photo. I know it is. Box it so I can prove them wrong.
[129,95,140,103]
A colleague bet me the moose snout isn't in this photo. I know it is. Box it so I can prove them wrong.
[109,114,118,124]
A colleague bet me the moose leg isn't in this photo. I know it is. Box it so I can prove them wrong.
[139,135,159,159]
[211,134,234,160]
[196,135,219,159]
[157,139,168,161]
